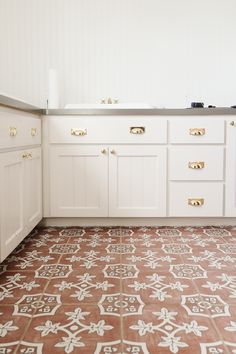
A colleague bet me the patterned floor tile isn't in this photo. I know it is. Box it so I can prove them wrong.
[1,226,236,353]
[0,272,48,304]
[22,304,121,353]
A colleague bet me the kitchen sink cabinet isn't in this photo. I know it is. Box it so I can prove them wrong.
[44,115,231,220]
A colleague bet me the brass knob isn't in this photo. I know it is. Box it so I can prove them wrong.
[28,153,32,159]
[110,149,116,154]
[188,161,205,169]
[230,121,235,126]
[22,153,28,159]
[101,149,107,154]
[189,128,205,136]
[31,128,37,136]
[188,198,204,206]
[9,127,17,137]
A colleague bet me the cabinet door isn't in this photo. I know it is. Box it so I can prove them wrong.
[226,120,236,216]
[50,146,108,217]
[0,151,24,261]
[24,148,42,233]
[109,146,166,217]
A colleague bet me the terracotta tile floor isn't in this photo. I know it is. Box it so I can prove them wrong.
[0,226,236,353]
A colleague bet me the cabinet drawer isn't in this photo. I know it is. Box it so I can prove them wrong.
[49,116,167,144]
[169,183,223,216]
[169,146,224,181]
[169,118,225,144]
[0,111,41,149]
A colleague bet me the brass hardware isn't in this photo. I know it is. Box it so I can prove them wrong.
[188,198,204,206]
[189,128,205,136]
[9,127,17,137]
[130,126,145,135]
[110,149,116,154]
[31,128,37,136]
[101,97,118,104]
[71,128,87,136]
[188,161,205,169]
[230,121,235,126]
[101,149,107,154]
[22,153,32,159]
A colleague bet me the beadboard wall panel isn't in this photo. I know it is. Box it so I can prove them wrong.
[0,0,236,108]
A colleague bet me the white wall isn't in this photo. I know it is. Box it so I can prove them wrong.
[0,0,236,108]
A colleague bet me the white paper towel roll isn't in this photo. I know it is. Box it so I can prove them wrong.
[48,69,59,108]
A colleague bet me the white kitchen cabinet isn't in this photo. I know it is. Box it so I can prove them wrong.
[109,146,166,217]
[0,150,24,261]
[0,147,42,261]
[50,146,108,217]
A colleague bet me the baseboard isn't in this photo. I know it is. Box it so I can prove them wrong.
[39,217,236,227]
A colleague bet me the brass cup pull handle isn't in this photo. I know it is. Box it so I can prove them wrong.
[189,128,205,136]
[71,128,87,136]
[101,149,107,154]
[188,161,205,169]
[9,127,17,137]
[31,128,37,136]
[188,198,204,206]
[110,149,116,154]
[22,153,32,159]
[130,127,145,134]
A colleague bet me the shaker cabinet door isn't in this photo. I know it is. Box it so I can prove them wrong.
[24,147,42,234]
[109,145,167,217]
[50,146,108,217]
[0,151,24,261]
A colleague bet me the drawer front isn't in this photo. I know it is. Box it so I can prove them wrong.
[169,183,223,216]
[49,116,167,144]
[169,118,225,144]
[0,112,41,149]
[169,146,224,181]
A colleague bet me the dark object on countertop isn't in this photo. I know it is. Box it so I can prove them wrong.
[208,105,216,108]
[191,102,204,108]
[231,105,236,108]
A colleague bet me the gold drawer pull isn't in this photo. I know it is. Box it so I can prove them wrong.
[188,198,204,206]
[9,127,17,137]
[189,128,205,136]
[130,126,145,134]
[31,128,37,136]
[188,161,205,169]
[71,128,87,136]
[22,153,32,159]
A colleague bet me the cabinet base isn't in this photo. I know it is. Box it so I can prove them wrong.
[40,217,236,227]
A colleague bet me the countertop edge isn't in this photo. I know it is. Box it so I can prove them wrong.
[0,95,42,114]
[43,108,236,116]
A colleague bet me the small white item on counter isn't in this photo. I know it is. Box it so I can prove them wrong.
[48,69,59,108]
